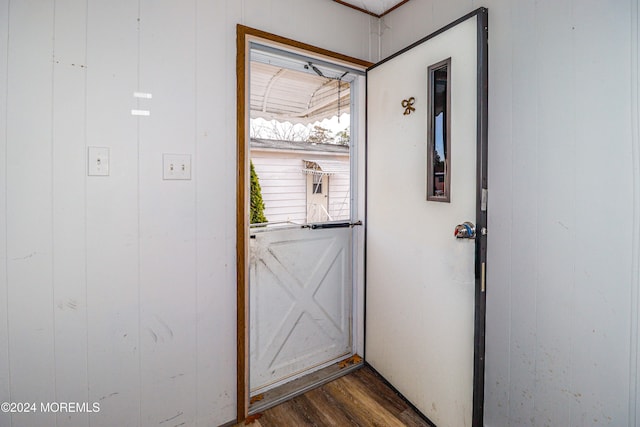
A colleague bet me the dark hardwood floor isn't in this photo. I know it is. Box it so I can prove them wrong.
[238,365,434,427]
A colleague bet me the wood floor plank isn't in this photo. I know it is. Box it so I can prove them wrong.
[324,375,406,426]
[398,407,434,427]
[238,365,432,427]
[304,385,361,426]
[259,401,311,426]
[350,366,434,426]
[349,368,409,414]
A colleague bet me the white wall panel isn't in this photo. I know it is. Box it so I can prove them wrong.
[138,0,197,425]
[195,0,242,425]
[532,2,575,424]
[571,1,634,425]
[377,0,434,60]
[6,1,55,426]
[379,0,475,61]
[195,0,240,421]
[506,1,540,424]
[633,3,640,425]
[431,0,476,32]
[242,0,373,61]
[0,1,10,426]
[52,1,89,426]
[85,1,141,425]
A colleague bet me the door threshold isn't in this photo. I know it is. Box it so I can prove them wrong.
[248,355,363,415]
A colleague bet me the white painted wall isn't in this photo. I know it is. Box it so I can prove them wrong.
[382,1,640,426]
[0,1,373,426]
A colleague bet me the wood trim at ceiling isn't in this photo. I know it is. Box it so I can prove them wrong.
[238,25,373,69]
[332,0,411,18]
[236,24,372,423]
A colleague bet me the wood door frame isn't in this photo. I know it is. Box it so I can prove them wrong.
[364,7,488,426]
[236,25,371,422]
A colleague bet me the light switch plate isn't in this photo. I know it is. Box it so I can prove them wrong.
[88,146,110,176]
[163,154,191,180]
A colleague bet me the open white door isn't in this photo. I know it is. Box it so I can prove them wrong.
[366,9,488,427]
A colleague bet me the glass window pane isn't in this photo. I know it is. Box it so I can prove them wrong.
[427,58,451,202]
[249,47,352,225]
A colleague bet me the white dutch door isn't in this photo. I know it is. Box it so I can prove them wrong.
[366,14,483,427]
[247,44,360,396]
[249,227,352,394]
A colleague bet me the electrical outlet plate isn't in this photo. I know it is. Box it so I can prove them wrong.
[163,154,191,180]
[88,146,110,176]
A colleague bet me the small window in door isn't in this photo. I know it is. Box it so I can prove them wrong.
[427,58,451,202]
[312,174,323,194]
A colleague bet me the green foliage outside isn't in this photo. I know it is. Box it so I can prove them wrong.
[250,160,267,225]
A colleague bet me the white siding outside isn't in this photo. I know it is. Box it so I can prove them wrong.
[251,153,307,224]
[251,148,350,224]
[327,173,350,221]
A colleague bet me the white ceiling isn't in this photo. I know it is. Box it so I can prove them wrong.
[333,0,409,17]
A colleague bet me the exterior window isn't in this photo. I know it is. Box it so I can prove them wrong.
[312,174,323,194]
[427,58,451,202]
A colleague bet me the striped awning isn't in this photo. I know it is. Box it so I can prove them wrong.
[303,159,349,176]
[250,60,351,125]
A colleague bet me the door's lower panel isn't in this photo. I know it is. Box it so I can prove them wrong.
[249,226,353,395]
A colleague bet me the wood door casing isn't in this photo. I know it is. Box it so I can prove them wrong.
[236,24,372,421]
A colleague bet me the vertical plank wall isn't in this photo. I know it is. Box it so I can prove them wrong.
[138,1,197,425]
[53,1,89,426]
[382,1,638,426]
[6,2,55,427]
[0,0,10,425]
[194,0,239,421]
[0,0,372,426]
[85,0,140,425]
